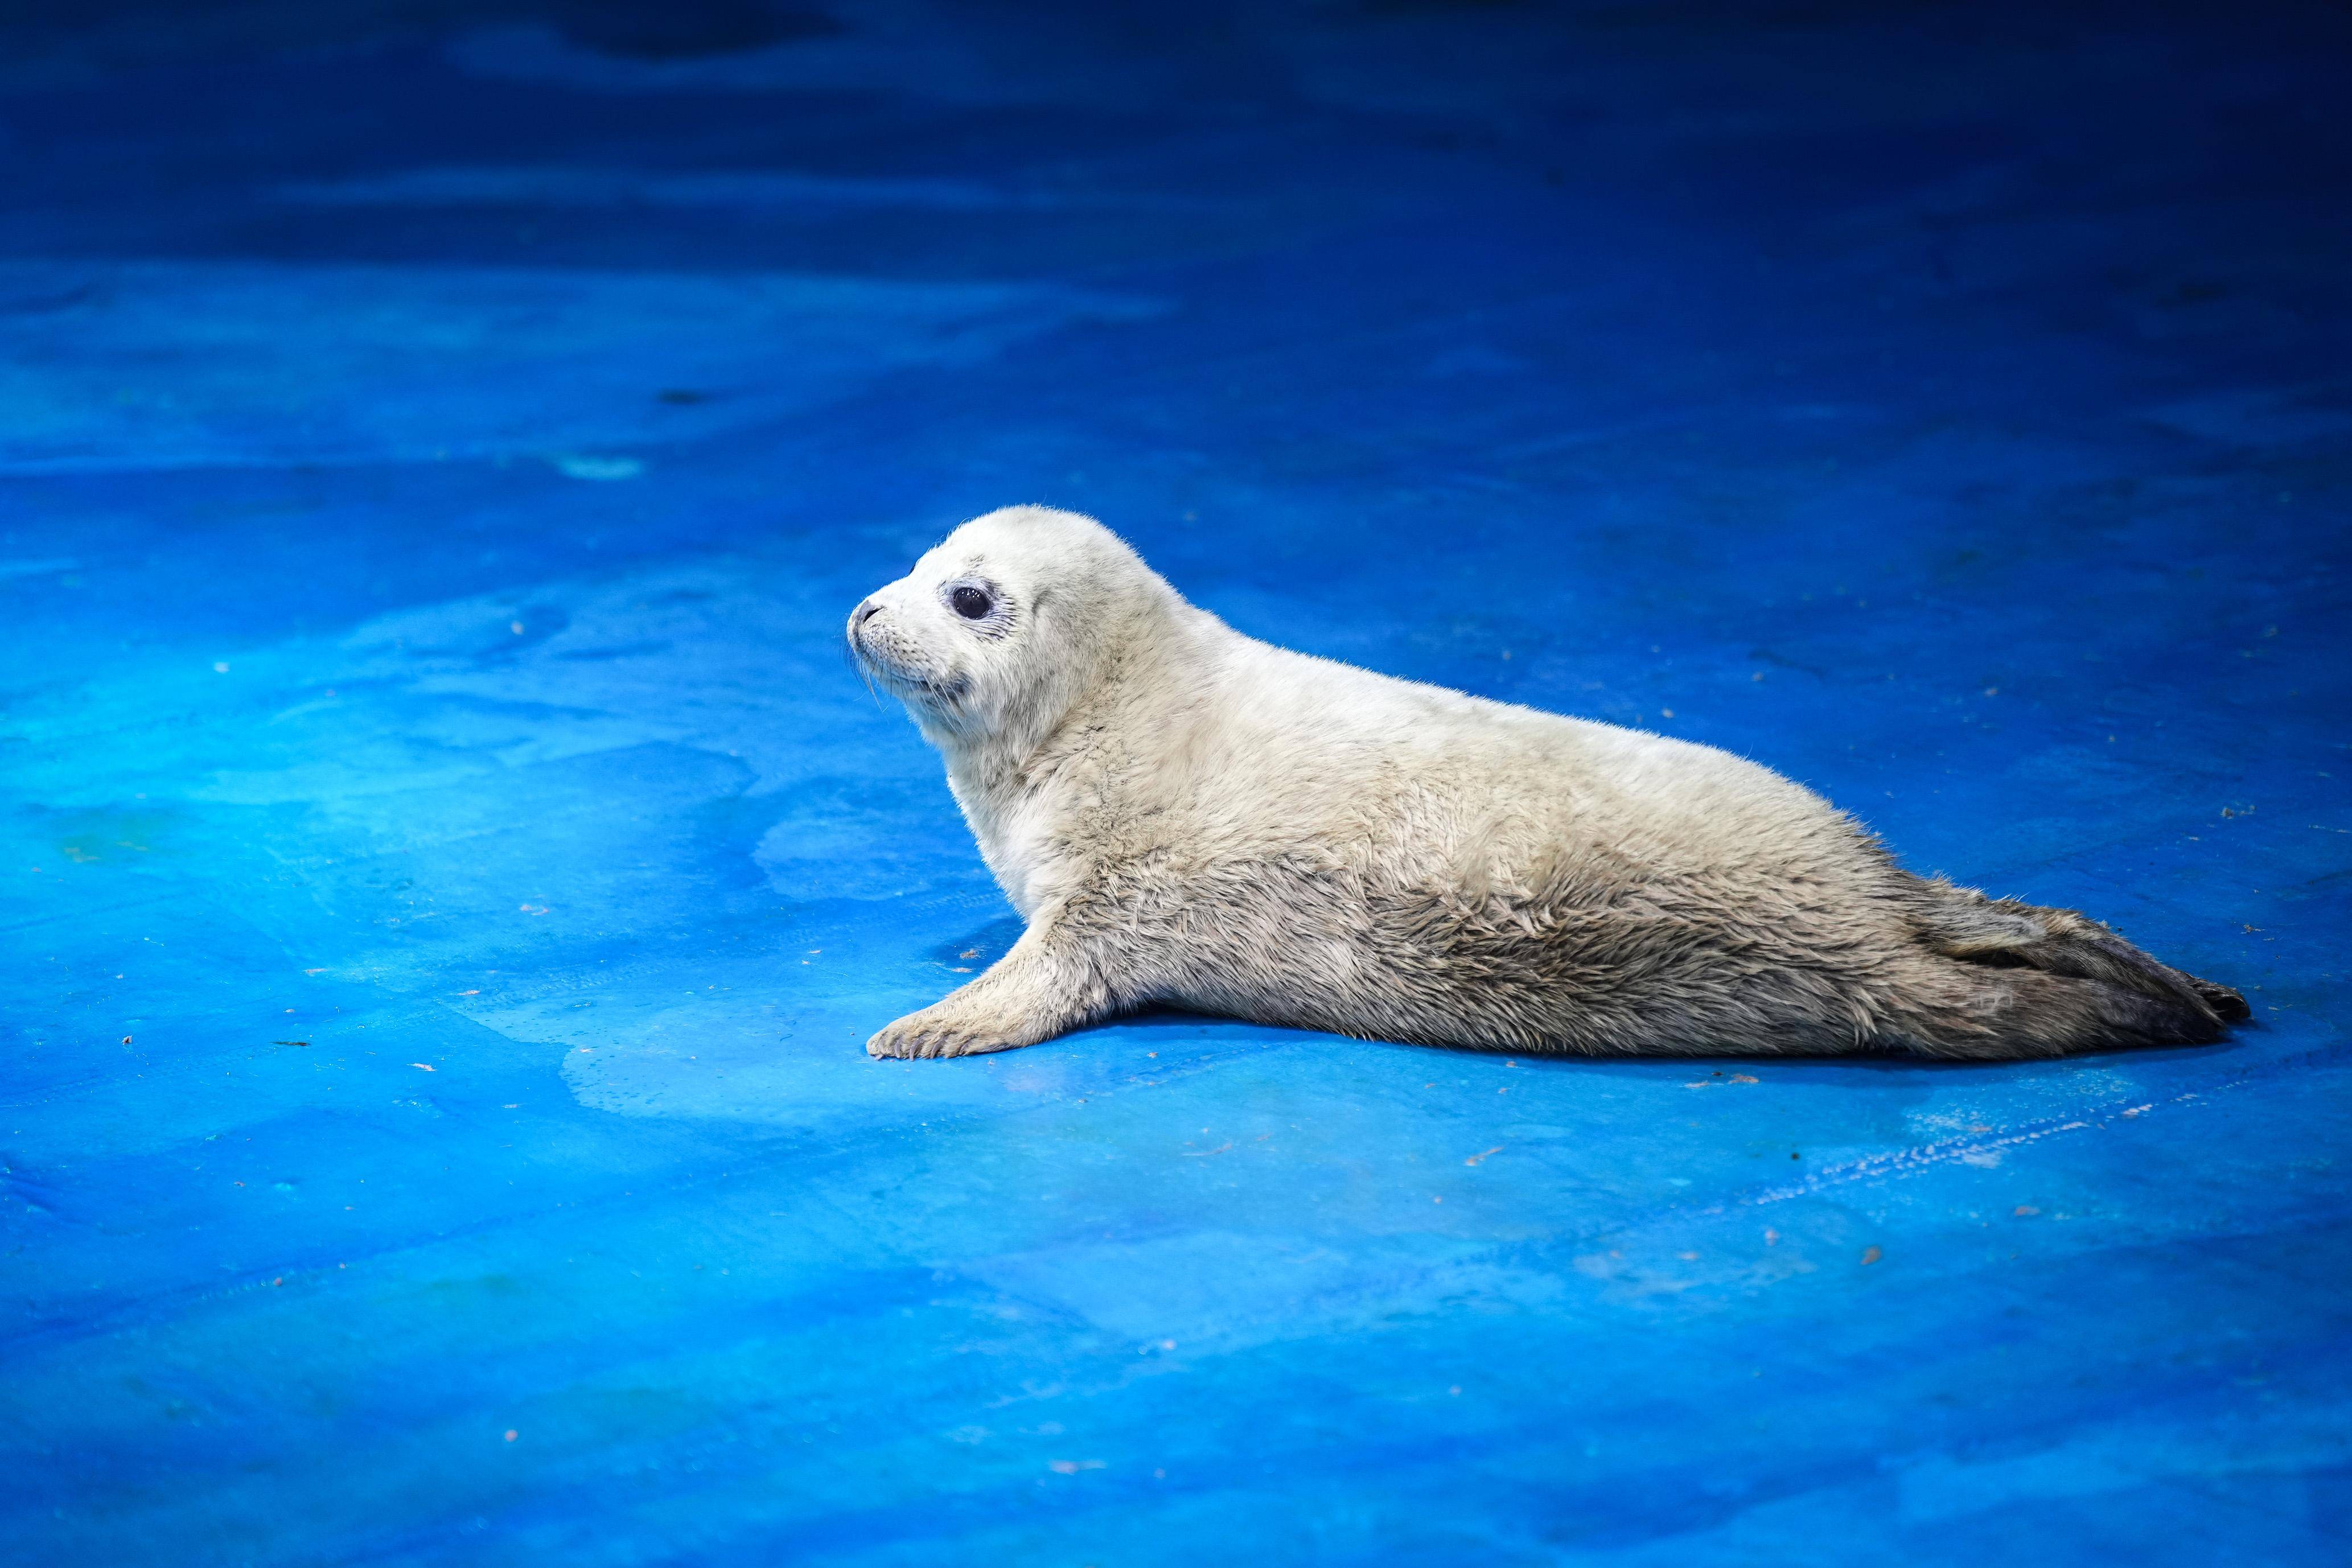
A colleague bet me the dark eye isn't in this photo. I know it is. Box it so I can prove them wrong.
[950,586,993,620]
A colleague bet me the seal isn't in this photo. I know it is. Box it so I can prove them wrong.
[846,505,2247,1060]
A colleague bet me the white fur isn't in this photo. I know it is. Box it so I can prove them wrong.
[845,507,2238,1060]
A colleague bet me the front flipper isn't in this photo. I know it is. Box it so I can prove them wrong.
[866,920,1112,1059]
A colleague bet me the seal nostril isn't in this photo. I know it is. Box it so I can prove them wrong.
[851,599,881,633]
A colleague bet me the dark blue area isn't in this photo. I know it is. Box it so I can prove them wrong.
[2,3,2347,1562]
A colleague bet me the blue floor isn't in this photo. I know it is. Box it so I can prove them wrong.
[3,3,2349,1562]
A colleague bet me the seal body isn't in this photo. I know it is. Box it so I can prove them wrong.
[846,506,2246,1059]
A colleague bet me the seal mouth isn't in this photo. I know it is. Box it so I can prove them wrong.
[848,623,969,709]
[891,669,970,705]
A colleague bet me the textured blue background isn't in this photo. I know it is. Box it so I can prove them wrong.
[3,3,2347,1562]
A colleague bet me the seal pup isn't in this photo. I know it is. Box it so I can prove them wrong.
[845,505,2247,1060]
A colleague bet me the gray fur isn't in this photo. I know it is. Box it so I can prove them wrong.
[846,507,2247,1060]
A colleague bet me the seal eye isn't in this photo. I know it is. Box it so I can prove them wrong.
[950,585,993,620]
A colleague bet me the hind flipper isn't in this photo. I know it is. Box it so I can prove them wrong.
[1889,961,2230,1060]
[2189,974,2251,1021]
[1904,875,2241,1045]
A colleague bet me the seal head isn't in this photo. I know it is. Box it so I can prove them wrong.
[846,504,1176,756]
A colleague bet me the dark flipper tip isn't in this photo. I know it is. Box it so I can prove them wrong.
[2198,982,2251,1022]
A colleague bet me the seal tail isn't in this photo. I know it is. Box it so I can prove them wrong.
[1894,876,2246,1059]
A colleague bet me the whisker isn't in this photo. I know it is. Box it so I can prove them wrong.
[842,630,887,707]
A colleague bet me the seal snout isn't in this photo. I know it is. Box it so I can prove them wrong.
[846,591,959,706]
[845,596,891,670]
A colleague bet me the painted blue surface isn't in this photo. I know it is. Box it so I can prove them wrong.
[2,3,2348,1562]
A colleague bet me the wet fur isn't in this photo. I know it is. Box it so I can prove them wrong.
[848,507,2246,1060]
